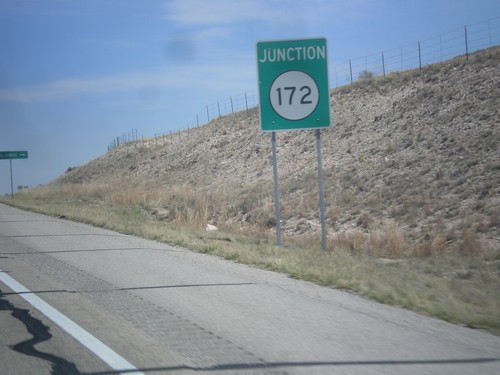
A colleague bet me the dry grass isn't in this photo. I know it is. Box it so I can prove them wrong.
[331,221,406,257]
[2,47,498,333]
[2,184,499,334]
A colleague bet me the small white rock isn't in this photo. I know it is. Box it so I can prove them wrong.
[206,223,218,232]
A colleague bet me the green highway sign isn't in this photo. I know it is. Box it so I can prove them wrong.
[1,150,28,197]
[0,151,28,159]
[257,38,331,131]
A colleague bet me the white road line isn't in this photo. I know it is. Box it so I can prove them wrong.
[0,270,144,375]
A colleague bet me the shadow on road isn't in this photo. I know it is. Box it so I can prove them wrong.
[0,282,256,296]
[85,356,500,374]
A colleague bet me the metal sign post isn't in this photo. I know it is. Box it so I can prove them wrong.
[316,129,327,253]
[271,132,282,246]
[257,38,331,251]
[9,159,14,198]
[0,151,28,197]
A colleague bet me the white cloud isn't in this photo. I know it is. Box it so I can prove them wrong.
[0,1,382,103]
[163,0,379,27]
[0,63,255,102]
[164,0,286,25]
[162,0,382,46]
[162,0,321,59]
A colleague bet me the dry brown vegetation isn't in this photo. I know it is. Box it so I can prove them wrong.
[53,46,499,258]
[3,46,499,332]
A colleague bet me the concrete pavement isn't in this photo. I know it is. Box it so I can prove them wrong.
[1,203,499,374]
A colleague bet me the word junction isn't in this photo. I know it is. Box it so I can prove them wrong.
[259,45,326,63]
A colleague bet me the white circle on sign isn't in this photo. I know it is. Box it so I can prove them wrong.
[269,70,319,121]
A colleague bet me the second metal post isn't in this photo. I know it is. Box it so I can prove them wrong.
[272,131,282,246]
[316,129,327,253]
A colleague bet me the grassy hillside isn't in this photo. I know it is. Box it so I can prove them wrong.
[3,46,499,332]
[56,46,499,256]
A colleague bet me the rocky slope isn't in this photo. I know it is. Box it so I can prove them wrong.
[59,47,499,253]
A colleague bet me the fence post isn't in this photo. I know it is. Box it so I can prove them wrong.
[440,35,443,62]
[400,47,403,71]
[382,51,385,78]
[196,115,199,127]
[206,106,210,122]
[418,41,422,70]
[230,97,234,113]
[488,20,492,47]
[349,59,353,83]
[464,25,469,61]
[245,92,248,110]
[217,101,221,117]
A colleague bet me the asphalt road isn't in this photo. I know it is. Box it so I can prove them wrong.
[1,203,499,375]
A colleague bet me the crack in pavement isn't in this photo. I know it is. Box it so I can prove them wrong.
[0,290,82,375]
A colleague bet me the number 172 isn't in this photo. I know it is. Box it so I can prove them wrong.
[275,86,312,106]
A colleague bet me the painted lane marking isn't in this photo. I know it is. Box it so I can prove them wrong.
[0,270,144,375]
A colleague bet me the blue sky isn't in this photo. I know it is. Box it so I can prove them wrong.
[1,0,499,195]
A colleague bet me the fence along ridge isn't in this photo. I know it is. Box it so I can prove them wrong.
[333,16,499,86]
[108,17,500,152]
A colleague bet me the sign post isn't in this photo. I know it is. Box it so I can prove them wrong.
[0,151,28,197]
[257,38,331,252]
[271,131,282,246]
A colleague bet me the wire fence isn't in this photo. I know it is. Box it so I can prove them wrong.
[107,92,258,151]
[108,17,500,152]
[184,91,259,130]
[108,129,142,151]
[332,17,500,86]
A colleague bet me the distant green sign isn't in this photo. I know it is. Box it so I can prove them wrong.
[0,151,28,159]
[257,38,331,131]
